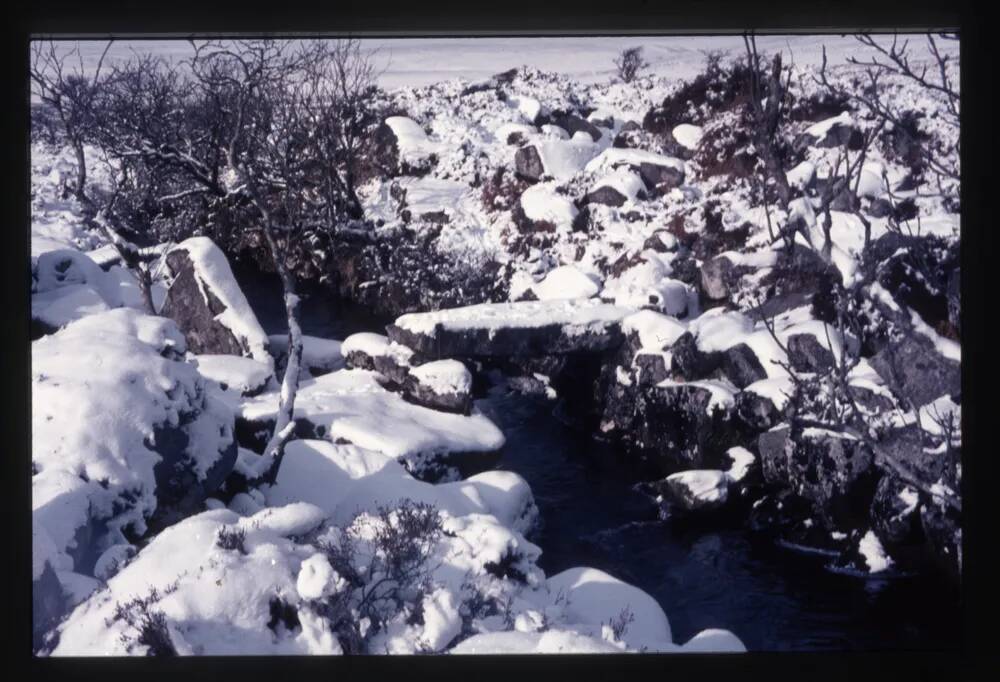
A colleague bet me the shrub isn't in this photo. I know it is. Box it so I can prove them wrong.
[614,47,649,84]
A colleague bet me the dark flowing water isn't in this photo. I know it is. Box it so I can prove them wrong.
[240,270,962,652]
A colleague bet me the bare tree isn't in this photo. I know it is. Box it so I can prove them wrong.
[614,46,649,83]
[30,40,113,201]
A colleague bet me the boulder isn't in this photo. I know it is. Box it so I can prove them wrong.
[793,113,864,152]
[628,380,739,472]
[583,185,629,207]
[735,389,784,432]
[870,474,922,548]
[757,426,792,486]
[870,334,960,408]
[161,238,271,365]
[638,162,685,195]
[669,331,720,380]
[403,359,474,415]
[387,299,632,359]
[785,428,878,530]
[514,145,546,182]
[786,333,836,373]
[719,343,767,389]
[700,254,743,301]
[657,470,731,512]
[547,112,602,141]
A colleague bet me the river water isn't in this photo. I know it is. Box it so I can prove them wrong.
[238,269,961,651]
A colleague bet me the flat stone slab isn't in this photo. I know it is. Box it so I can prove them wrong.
[387,299,634,358]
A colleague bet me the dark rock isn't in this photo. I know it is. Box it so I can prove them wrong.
[400,360,474,415]
[161,250,249,358]
[700,254,744,301]
[871,473,922,548]
[947,267,960,335]
[514,145,545,182]
[719,343,767,389]
[794,117,864,152]
[626,382,739,473]
[920,499,962,583]
[549,112,602,141]
[583,185,628,207]
[736,389,784,432]
[758,426,792,485]
[786,428,878,530]
[786,333,836,373]
[637,162,685,196]
[870,334,960,408]
[642,231,675,253]
[419,210,450,224]
[511,201,558,234]
[633,352,671,386]
[669,332,720,380]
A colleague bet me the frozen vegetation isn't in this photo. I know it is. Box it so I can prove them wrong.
[30,33,960,655]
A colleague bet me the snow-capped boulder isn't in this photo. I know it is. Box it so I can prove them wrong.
[584,168,646,206]
[548,111,602,141]
[736,377,792,431]
[238,369,504,482]
[161,237,272,368]
[404,359,474,414]
[341,332,392,371]
[376,116,440,176]
[584,148,685,196]
[192,354,273,396]
[32,309,237,583]
[785,333,836,373]
[671,123,703,150]
[514,145,546,182]
[602,258,692,317]
[719,343,768,388]
[532,265,602,301]
[514,182,580,233]
[388,299,633,358]
[700,254,744,301]
[659,470,731,512]
[793,112,864,152]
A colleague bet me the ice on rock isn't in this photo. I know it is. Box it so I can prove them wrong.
[533,265,602,300]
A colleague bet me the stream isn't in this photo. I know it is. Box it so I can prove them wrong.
[237,267,962,651]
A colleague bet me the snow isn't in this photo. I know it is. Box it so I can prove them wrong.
[409,359,473,396]
[671,123,703,149]
[450,629,624,654]
[910,309,961,362]
[786,160,816,189]
[805,111,853,138]
[665,470,730,506]
[533,265,602,300]
[858,530,894,573]
[296,553,344,601]
[341,332,390,358]
[591,168,646,202]
[268,334,344,375]
[534,138,603,180]
[192,354,272,395]
[857,162,887,198]
[656,379,737,412]
[520,182,579,231]
[33,308,234,569]
[394,298,633,337]
[689,308,755,353]
[623,310,688,350]
[584,147,685,175]
[744,376,795,411]
[239,370,504,473]
[167,237,272,367]
[508,94,543,123]
[420,588,464,651]
[602,258,692,316]
[725,447,756,483]
[384,116,441,164]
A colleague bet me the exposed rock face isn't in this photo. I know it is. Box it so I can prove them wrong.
[735,390,784,432]
[870,334,960,408]
[514,145,546,182]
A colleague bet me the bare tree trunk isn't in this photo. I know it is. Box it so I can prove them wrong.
[246,201,304,486]
[72,137,87,201]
